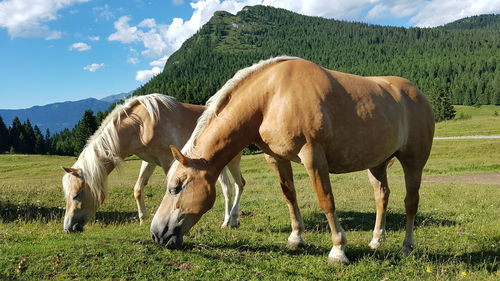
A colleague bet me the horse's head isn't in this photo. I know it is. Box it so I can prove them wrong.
[62,167,97,233]
[150,146,216,248]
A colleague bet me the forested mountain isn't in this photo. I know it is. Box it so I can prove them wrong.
[134,5,500,106]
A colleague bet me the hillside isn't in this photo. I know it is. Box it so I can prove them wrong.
[443,14,500,30]
[0,98,112,133]
[134,6,500,106]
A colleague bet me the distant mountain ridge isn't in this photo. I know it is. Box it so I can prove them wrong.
[443,14,500,30]
[0,93,129,133]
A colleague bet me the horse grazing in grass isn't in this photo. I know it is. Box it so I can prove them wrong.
[151,57,434,264]
[62,94,245,232]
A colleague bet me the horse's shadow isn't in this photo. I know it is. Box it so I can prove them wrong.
[163,240,497,271]
[263,211,456,233]
[0,200,137,225]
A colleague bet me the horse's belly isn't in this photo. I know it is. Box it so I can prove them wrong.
[324,136,399,173]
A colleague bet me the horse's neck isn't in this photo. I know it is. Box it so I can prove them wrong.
[195,101,261,180]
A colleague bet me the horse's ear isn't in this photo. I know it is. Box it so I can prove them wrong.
[170,145,190,167]
[62,167,82,177]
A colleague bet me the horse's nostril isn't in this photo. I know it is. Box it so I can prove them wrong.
[72,223,84,232]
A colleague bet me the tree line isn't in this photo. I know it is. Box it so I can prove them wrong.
[0,109,108,156]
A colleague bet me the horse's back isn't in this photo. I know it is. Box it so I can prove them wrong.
[258,59,434,172]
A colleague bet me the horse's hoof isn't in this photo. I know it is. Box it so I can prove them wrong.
[401,244,414,257]
[229,218,240,228]
[368,239,381,250]
[327,255,350,265]
[328,247,349,265]
[286,239,306,250]
[286,236,306,249]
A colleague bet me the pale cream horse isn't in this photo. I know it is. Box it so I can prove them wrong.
[62,94,245,232]
[151,57,434,264]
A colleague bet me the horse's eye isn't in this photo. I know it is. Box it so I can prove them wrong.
[168,185,183,195]
[72,190,83,200]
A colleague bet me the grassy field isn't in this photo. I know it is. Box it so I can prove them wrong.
[1,107,499,280]
[435,105,500,137]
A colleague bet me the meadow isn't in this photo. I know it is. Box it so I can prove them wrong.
[0,106,499,280]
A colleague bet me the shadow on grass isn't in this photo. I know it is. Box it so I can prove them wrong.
[0,200,138,225]
[147,240,497,273]
[261,211,456,233]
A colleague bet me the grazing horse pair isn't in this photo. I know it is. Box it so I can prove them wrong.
[63,57,434,264]
[62,94,245,233]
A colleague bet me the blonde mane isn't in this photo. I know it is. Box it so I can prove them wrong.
[67,93,179,206]
[182,56,300,157]
[167,56,299,184]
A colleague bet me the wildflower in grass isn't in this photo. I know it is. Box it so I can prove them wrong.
[425,265,433,273]
[461,271,468,276]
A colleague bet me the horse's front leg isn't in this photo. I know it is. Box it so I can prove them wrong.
[300,146,349,265]
[133,161,156,225]
[264,154,305,249]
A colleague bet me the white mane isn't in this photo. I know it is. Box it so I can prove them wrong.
[182,56,300,156]
[167,56,300,184]
[66,93,179,206]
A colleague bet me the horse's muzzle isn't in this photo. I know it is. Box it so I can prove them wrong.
[151,225,183,248]
[64,223,84,233]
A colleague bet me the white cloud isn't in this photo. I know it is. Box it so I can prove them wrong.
[150,56,169,67]
[89,36,100,41]
[139,18,157,28]
[108,16,142,43]
[93,4,115,21]
[69,42,91,51]
[0,0,89,39]
[136,67,162,82]
[410,0,500,27]
[84,63,105,72]
[128,57,139,64]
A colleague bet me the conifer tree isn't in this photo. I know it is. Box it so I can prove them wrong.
[0,116,9,153]
[428,79,456,122]
[74,110,98,154]
[9,117,23,152]
[21,119,36,154]
[34,125,45,154]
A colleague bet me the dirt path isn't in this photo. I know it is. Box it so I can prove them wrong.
[422,171,500,185]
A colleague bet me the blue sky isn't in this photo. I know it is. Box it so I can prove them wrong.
[1,0,499,109]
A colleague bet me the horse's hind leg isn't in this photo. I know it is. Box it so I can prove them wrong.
[398,156,425,256]
[226,151,246,228]
[134,161,156,225]
[368,160,392,249]
[264,154,305,249]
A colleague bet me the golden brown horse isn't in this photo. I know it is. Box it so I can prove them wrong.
[62,94,245,232]
[151,57,434,264]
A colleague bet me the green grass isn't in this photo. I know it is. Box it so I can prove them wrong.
[1,136,499,280]
[435,105,500,137]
